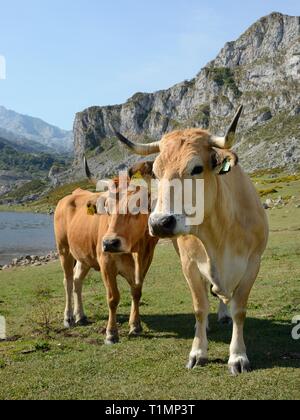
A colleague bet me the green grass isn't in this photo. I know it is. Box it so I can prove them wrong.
[251,170,300,213]
[0,180,300,399]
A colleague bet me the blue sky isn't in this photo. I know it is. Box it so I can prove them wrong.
[0,0,299,129]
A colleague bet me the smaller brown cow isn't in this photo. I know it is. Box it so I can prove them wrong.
[54,163,158,344]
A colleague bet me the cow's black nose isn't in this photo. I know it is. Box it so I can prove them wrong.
[160,215,176,230]
[103,239,121,253]
[150,215,177,238]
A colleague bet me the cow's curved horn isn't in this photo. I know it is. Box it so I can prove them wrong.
[84,155,97,185]
[84,155,112,191]
[113,128,160,156]
[210,105,244,149]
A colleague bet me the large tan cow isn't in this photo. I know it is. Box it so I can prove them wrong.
[114,106,269,375]
[54,165,158,344]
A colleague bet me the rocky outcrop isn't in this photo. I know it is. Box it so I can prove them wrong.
[73,12,300,176]
[0,252,59,271]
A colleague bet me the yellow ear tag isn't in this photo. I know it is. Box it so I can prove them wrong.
[87,205,96,216]
[132,171,143,180]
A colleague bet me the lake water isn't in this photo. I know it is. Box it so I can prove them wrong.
[0,212,56,266]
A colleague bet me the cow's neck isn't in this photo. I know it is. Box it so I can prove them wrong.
[194,176,237,301]
[198,174,235,254]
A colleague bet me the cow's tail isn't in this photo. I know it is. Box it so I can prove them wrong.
[211,284,231,305]
[210,285,218,298]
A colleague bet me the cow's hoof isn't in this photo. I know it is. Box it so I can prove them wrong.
[129,324,143,337]
[75,316,89,327]
[104,333,119,345]
[104,337,119,345]
[64,317,75,328]
[219,316,233,326]
[186,353,208,370]
[228,355,251,376]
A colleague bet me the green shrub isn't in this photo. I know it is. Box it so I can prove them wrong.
[267,175,300,184]
[1,180,47,201]
[208,67,241,96]
[259,187,280,197]
[34,341,51,352]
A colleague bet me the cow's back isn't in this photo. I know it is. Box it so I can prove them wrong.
[54,189,105,269]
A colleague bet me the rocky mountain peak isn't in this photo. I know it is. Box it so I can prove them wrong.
[212,12,300,68]
[73,12,300,176]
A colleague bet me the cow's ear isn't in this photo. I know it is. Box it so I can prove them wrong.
[143,161,155,178]
[211,148,239,175]
[86,201,97,216]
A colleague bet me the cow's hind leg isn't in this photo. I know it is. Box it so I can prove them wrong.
[228,257,261,376]
[73,262,90,326]
[123,267,143,337]
[128,282,143,337]
[218,301,232,325]
[60,253,76,328]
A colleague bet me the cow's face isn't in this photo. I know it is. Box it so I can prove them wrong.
[102,186,150,253]
[87,161,154,253]
[149,130,238,238]
[114,106,243,239]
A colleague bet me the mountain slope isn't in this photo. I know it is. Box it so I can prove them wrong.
[0,135,70,202]
[0,106,73,154]
[73,12,300,175]
[0,127,57,154]
[0,136,63,174]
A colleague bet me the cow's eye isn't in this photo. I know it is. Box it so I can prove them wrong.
[191,166,204,176]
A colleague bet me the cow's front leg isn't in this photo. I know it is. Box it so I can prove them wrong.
[129,284,143,336]
[228,260,259,375]
[60,253,75,328]
[101,265,120,345]
[229,300,250,375]
[73,262,90,326]
[181,256,209,369]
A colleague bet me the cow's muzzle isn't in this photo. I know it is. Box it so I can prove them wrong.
[102,238,122,253]
[149,214,177,238]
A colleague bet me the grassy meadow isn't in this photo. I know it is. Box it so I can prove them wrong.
[0,171,299,400]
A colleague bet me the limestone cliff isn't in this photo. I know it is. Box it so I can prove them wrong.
[73,12,300,176]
